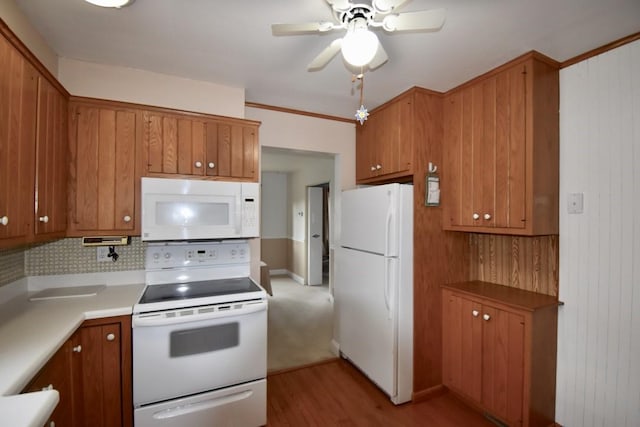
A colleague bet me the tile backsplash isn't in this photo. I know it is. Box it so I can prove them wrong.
[0,247,26,288]
[25,237,146,276]
[0,237,148,288]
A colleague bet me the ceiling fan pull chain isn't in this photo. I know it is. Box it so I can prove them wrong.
[355,69,369,125]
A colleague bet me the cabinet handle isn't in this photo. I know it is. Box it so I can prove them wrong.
[376,164,382,170]
[194,161,203,168]
[472,310,479,317]
[0,216,8,226]
[472,213,480,220]
[73,345,82,353]
[483,314,491,321]
[208,162,215,169]
[484,213,492,220]
[123,215,132,223]
[106,333,116,341]
[38,215,49,223]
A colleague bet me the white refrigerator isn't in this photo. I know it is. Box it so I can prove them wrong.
[336,183,413,404]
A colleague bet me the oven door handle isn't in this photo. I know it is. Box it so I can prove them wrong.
[132,301,267,327]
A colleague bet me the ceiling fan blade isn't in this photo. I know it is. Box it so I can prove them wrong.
[326,0,351,12]
[368,43,388,70]
[308,38,343,71]
[372,0,411,14]
[382,8,446,32]
[271,22,335,36]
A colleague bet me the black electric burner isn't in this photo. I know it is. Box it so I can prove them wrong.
[138,277,263,305]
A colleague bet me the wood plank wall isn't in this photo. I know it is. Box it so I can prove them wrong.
[468,234,559,297]
[412,89,470,398]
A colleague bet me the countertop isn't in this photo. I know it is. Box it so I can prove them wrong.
[0,282,145,426]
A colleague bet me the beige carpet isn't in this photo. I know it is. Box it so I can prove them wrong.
[267,275,335,372]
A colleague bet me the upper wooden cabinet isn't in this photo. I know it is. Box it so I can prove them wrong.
[34,77,68,240]
[143,111,260,182]
[442,52,559,235]
[0,34,38,248]
[68,100,140,236]
[356,88,428,184]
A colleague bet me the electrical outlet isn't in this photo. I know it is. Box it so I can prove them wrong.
[567,192,584,214]
[97,246,111,262]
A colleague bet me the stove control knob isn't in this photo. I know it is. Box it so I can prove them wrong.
[239,249,246,256]
[231,249,237,256]
[153,253,160,260]
[164,253,171,259]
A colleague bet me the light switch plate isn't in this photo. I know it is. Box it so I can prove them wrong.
[567,192,584,214]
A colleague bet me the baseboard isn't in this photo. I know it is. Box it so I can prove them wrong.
[330,339,340,356]
[412,384,446,402]
[269,268,288,276]
[288,271,305,285]
[267,357,339,377]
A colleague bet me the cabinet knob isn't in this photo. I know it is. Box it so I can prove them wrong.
[194,161,203,168]
[41,384,53,391]
[472,310,479,317]
[484,213,492,220]
[38,215,49,223]
[0,216,8,226]
[370,166,376,172]
[106,333,116,341]
[472,213,480,220]
[483,314,491,321]
[49,421,55,427]
[376,164,382,170]
[208,162,215,169]
[123,215,132,223]
[72,345,82,353]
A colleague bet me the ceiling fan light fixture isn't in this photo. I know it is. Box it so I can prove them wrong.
[341,19,379,67]
[85,0,135,8]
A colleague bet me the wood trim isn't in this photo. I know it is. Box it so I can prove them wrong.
[445,51,560,96]
[0,18,69,97]
[412,384,446,402]
[368,86,444,115]
[244,101,354,123]
[70,96,261,127]
[561,32,640,68]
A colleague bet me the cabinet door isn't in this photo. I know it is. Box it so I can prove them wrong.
[378,95,412,178]
[23,340,74,426]
[73,322,124,427]
[442,292,482,402]
[355,117,376,180]
[69,104,137,234]
[0,35,37,246]
[481,305,525,426]
[35,77,68,238]
[144,112,206,176]
[205,121,259,181]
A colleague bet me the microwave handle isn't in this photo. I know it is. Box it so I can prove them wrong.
[236,197,243,235]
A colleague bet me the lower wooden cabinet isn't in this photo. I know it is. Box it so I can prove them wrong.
[442,282,558,427]
[22,315,132,427]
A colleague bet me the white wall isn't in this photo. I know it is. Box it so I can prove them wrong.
[58,57,245,118]
[557,39,640,427]
[261,172,288,239]
[245,106,355,246]
[0,0,58,75]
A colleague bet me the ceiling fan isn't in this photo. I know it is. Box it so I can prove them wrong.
[271,0,446,72]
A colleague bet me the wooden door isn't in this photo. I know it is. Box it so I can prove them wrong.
[355,112,377,180]
[481,304,525,426]
[24,339,74,426]
[205,121,259,180]
[494,63,526,229]
[34,77,68,238]
[73,322,124,427]
[442,292,482,402]
[144,112,206,176]
[443,90,463,227]
[69,104,137,234]
[0,35,37,246]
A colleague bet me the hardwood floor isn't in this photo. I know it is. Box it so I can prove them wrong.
[267,358,495,426]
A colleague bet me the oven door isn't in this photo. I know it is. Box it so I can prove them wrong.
[132,300,267,407]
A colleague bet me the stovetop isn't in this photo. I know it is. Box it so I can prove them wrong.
[138,277,263,305]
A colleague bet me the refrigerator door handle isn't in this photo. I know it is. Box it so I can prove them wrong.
[384,258,393,320]
[384,203,394,257]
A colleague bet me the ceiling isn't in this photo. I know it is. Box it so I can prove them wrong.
[13,0,640,119]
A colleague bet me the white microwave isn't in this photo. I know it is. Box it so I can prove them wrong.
[141,178,259,241]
